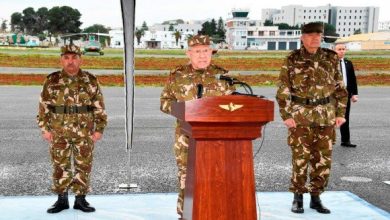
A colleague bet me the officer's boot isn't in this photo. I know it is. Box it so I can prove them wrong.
[74,195,96,212]
[310,194,331,214]
[47,192,69,213]
[291,193,304,213]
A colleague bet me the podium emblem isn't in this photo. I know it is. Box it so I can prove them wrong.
[219,102,243,112]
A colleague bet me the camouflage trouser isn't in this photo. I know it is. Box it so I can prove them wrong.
[173,130,189,216]
[288,126,333,195]
[50,134,94,195]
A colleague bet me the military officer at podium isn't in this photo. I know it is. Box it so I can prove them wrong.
[160,34,235,218]
[276,22,348,214]
[37,44,107,213]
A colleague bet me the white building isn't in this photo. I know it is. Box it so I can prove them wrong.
[331,6,379,37]
[226,9,301,50]
[109,23,199,49]
[378,20,390,31]
[264,4,379,37]
[109,28,124,48]
[153,23,202,33]
[134,30,196,49]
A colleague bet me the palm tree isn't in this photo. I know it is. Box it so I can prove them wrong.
[135,29,144,45]
[173,31,181,46]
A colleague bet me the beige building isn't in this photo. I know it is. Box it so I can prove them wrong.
[336,32,390,50]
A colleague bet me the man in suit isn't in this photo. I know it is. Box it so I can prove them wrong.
[335,43,358,147]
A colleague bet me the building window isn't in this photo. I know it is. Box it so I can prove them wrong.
[248,31,254,36]
[304,16,306,19]
[360,16,362,19]
[269,31,275,36]
[258,31,264,36]
[355,16,357,19]
[304,10,306,13]
[355,10,357,13]
[319,10,321,13]
[314,10,316,13]
[314,16,316,19]
[344,16,346,19]
[309,16,311,19]
[319,16,321,19]
[349,16,352,19]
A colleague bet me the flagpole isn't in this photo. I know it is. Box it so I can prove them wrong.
[119,0,138,190]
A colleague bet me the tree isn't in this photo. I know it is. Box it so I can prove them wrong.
[168,24,174,31]
[33,7,49,35]
[21,7,37,34]
[48,6,82,36]
[264,19,273,26]
[1,20,7,32]
[141,21,148,31]
[215,17,226,43]
[173,31,181,46]
[354,29,362,35]
[83,24,109,33]
[201,21,215,36]
[10,12,23,32]
[323,23,339,43]
[135,28,144,45]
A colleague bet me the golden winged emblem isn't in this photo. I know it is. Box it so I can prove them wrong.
[219,102,244,112]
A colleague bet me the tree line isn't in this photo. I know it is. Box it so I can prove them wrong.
[8,6,109,41]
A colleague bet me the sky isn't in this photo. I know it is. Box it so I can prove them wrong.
[1,0,389,29]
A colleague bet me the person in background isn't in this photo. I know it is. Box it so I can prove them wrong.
[334,43,359,148]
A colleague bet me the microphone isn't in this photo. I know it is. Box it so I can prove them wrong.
[215,74,236,85]
[196,84,203,99]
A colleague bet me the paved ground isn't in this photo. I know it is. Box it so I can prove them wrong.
[1,192,389,220]
[0,86,389,213]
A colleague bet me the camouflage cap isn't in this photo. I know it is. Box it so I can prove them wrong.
[188,35,211,47]
[301,22,323,34]
[61,44,82,55]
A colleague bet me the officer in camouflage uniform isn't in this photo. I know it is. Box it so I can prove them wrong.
[160,35,235,218]
[37,44,107,213]
[276,22,348,214]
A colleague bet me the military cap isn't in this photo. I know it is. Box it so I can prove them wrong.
[61,44,82,55]
[188,35,211,47]
[301,22,323,34]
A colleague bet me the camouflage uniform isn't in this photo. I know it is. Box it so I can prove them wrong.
[37,69,107,195]
[160,63,235,215]
[276,46,348,195]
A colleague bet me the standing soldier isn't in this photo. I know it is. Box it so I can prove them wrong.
[37,44,107,213]
[160,35,235,218]
[276,22,348,214]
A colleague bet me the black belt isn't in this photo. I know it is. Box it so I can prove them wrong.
[48,105,94,114]
[291,96,331,106]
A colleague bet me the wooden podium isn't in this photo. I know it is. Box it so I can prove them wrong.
[171,95,274,220]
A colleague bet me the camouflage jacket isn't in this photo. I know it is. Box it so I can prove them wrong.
[276,47,348,127]
[160,63,235,130]
[37,69,107,135]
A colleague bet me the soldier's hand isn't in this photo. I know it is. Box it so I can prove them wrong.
[351,95,358,103]
[42,131,53,142]
[92,132,103,142]
[283,118,296,128]
[335,117,346,128]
